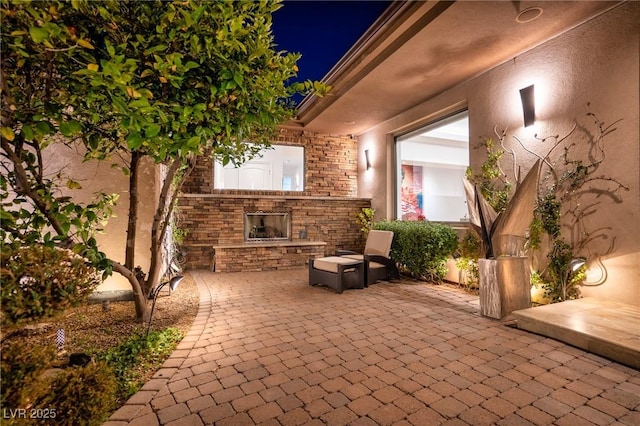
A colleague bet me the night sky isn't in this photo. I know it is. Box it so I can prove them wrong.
[272,1,392,84]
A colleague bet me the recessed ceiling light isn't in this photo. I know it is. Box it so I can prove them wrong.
[343,120,356,125]
[516,7,543,24]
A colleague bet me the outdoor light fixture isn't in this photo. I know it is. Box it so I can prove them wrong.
[570,257,587,272]
[365,149,371,170]
[519,84,535,127]
[146,275,184,336]
[560,257,587,302]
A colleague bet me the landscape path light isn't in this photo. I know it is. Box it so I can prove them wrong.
[146,275,184,336]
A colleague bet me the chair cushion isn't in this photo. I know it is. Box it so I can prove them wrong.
[364,230,393,257]
[313,256,361,273]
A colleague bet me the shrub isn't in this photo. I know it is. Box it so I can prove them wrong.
[455,231,482,289]
[0,244,102,327]
[1,341,116,426]
[374,220,458,281]
[0,341,56,409]
[542,239,586,302]
[30,362,118,426]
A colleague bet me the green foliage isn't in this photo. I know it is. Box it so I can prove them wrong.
[1,340,117,425]
[527,216,544,251]
[541,239,585,302]
[374,220,458,282]
[171,224,189,248]
[0,244,102,327]
[467,137,512,212]
[455,232,482,289]
[98,327,183,402]
[0,341,57,409]
[29,362,118,426]
[355,207,375,236]
[170,205,188,247]
[1,0,328,165]
[530,110,626,302]
[1,327,181,425]
[0,172,117,275]
[536,191,561,238]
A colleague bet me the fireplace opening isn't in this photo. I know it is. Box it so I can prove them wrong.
[244,211,291,242]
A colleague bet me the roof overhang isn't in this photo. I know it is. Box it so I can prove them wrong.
[289,0,622,136]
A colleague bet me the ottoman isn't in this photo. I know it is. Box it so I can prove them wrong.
[309,256,365,294]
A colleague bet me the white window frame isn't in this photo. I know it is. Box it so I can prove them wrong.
[214,144,305,191]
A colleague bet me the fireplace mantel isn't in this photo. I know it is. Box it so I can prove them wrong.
[180,193,371,202]
[213,241,326,249]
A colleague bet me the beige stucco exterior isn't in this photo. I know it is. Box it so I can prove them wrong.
[45,144,158,292]
[356,2,639,306]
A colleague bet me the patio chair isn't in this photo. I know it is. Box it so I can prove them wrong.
[337,230,400,285]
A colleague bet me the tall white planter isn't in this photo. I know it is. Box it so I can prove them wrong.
[479,257,531,319]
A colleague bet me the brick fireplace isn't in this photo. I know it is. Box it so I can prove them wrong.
[178,129,371,272]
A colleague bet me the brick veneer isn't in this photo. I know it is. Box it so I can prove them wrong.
[179,195,371,270]
[212,243,327,273]
[179,129,371,271]
[182,129,359,196]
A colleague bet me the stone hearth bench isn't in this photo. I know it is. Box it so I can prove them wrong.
[209,241,327,272]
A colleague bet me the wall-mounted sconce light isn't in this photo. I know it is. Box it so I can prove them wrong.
[519,84,535,127]
[364,149,371,170]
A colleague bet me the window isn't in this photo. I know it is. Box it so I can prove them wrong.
[214,145,304,191]
[396,111,469,222]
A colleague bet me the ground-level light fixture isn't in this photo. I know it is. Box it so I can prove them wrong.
[146,275,184,336]
[561,257,587,302]
[570,257,587,272]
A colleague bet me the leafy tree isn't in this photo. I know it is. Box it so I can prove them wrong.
[1,0,328,320]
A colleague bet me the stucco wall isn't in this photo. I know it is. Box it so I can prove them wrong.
[358,3,639,305]
[45,144,157,292]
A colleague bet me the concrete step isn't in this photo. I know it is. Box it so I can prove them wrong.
[512,297,640,370]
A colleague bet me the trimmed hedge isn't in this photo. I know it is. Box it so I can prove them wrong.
[374,220,458,281]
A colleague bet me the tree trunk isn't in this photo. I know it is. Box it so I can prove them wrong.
[125,150,141,271]
[112,261,148,322]
[146,159,181,292]
[146,157,195,292]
